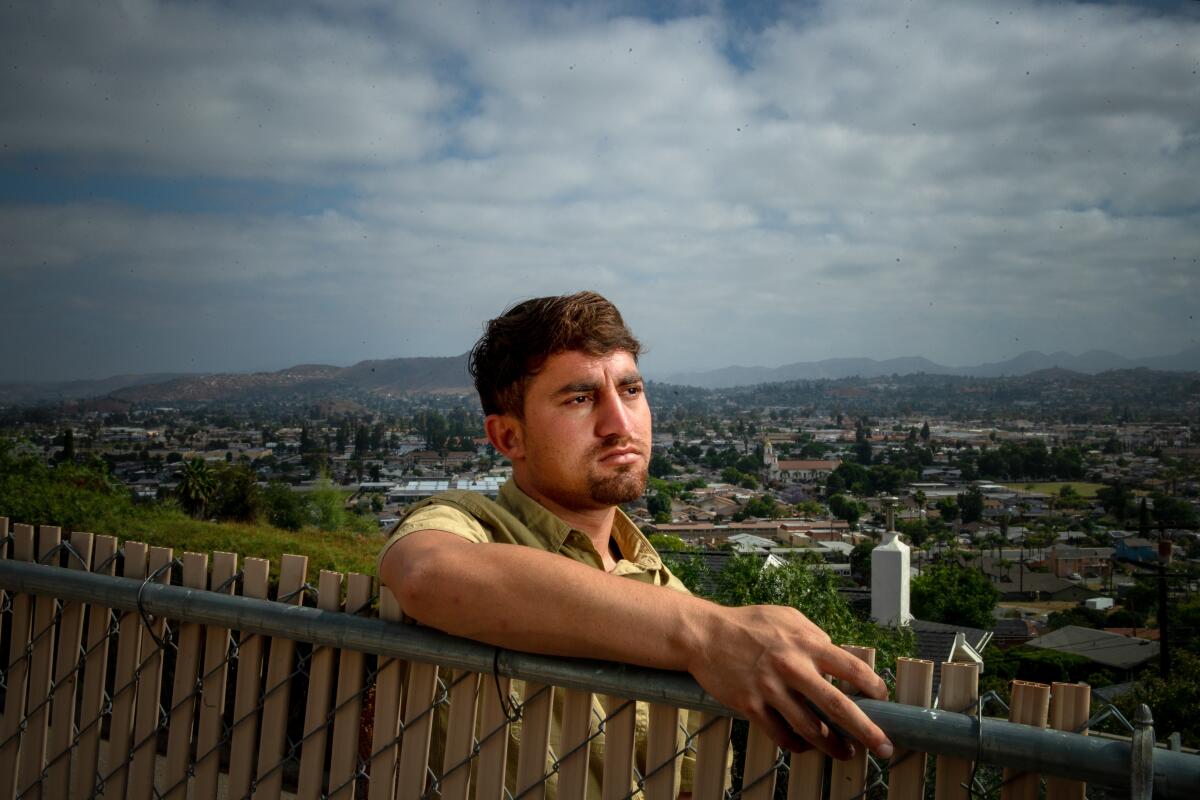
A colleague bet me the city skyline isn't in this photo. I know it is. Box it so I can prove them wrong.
[2,0,1199,382]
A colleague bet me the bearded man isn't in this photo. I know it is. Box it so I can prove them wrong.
[378,292,892,796]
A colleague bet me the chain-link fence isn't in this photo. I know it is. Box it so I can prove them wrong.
[1,520,1197,800]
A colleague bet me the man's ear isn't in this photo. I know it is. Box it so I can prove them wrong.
[484,414,525,461]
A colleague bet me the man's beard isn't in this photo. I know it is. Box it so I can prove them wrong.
[587,463,648,505]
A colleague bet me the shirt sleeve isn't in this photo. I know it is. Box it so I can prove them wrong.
[376,503,492,574]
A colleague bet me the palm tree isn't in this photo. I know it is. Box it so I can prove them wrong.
[177,458,216,519]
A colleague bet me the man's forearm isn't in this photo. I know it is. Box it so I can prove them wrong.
[382,530,713,670]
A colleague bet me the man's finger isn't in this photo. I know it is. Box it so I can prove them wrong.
[820,647,889,700]
[788,666,892,759]
[768,696,853,760]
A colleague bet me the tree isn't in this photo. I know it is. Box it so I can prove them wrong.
[958,486,985,524]
[309,475,347,532]
[1097,482,1132,523]
[57,428,75,464]
[262,481,308,531]
[936,496,960,523]
[827,494,863,527]
[649,453,675,478]
[910,561,999,629]
[850,541,876,583]
[211,463,262,522]
[176,458,216,519]
[920,420,930,442]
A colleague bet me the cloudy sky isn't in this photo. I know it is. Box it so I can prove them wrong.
[2,0,1198,382]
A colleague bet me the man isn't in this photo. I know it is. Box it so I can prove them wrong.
[378,292,893,792]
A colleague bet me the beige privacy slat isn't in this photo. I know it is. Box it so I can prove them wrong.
[256,552,309,800]
[193,551,238,800]
[741,722,779,800]
[1002,681,1051,800]
[934,662,979,800]
[227,557,270,800]
[557,687,594,800]
[888,658,934,800]
[0,525,36,800]
[1046,682,1090,800]
[328,572,372,800]
[298,570,344,800]
[163,552,209,800]
[645,703,680,800]
[600,694,636,800]
[787,671,832,800]
[44,531,94,800]
[691,713,731,800]
[72,533,118,800]
[368,586,405,800]
[475,674,513,800]
[16,525,61,800]
[830,645,876,800]
[439,670,481,800]
[102,539,148,800]
[129,545,175,800]
[397,661,440,797]
[517,683,555,800]
[788,748,825,800]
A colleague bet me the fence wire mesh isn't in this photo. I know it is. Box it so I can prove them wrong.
[0,526,1181,800]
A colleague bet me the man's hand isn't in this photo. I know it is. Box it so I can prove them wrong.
[684,604,892,760]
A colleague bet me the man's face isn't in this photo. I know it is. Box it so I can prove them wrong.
[503,349,651,512]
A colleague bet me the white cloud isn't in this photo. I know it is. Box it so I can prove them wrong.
[1,0,1198,380]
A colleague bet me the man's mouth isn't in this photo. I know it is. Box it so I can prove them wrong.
[597,446,643,465]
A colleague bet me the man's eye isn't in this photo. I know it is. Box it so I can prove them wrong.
[625,386,643,396]
[570,395,590,404]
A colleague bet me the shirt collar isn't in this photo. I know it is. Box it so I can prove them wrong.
[496,479,572,552]
[497,479,663,571]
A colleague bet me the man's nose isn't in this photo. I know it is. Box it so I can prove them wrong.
[595,387,635,438]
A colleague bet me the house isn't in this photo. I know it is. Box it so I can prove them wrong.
[1114,537,1160,564]
[1047,545,1114,580]
[1025,625,1159,675]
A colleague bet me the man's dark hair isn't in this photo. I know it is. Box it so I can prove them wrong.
[470,291,642,417]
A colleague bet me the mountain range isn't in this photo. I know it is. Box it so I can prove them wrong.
[660,346,1200,388]
[2,347,1199,404]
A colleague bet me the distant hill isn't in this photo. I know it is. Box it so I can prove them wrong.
[5,345,1199,404]
[0,373,198,405]
[662,346,1200,388]
[0,355,473,405]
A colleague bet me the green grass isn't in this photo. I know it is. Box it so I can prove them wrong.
[0,449,385,580]
[1001,481,1104,498]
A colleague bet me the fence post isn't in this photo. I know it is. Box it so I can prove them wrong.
[44,530,95,800]
[192,551,238,800]
[1002,681,1050,800]
[227,557,270,800]
[163,551,209,800]
[1046,682,1090,800]
[128,545,175,800]
[255,553,309,799]
[103,539,148,800]
[1131,704,1155,800]
[888,657,934,800]
[934,662,978,800]
[831,645,876,800]
[601,694,637,800]
[72,533,118,800]
[328,572,372,800]
[0,524,36,800]
[367,586,405,800]
[297,569,343,800]
[16,525,61,800]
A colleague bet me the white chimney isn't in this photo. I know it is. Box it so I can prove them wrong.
[872,496,912,627]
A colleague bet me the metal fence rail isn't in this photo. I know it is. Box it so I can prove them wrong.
[2,519,1200,800]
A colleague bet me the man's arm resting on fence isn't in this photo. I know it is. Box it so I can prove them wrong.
[380,529,894,761]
